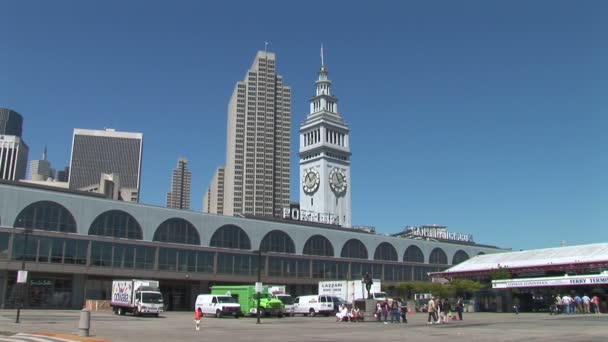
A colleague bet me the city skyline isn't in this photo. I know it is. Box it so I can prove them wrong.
[1,1,606,251]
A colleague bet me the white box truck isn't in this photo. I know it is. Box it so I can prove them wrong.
[111,279,164,317]
[318,279,386,304]
[268,285,295,316]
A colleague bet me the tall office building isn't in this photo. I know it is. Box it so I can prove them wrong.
[0,107,28,181]
[68,128,143,202]
[57,166,70,182]
[29,147,55,181]
[217,51,291,217]
[203,167,224,214]
[299,55,352,227]
[166,157,191,210]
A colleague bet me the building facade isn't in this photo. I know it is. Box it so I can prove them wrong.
[0,181,502,310]
[0,108,28,181]
[68,128,143,202]
[299,61,352,227]
[166,158,191,210]
[0,135,29,181]
[28,147,55,181]
[219,51,291,218]
[203,167,224,215]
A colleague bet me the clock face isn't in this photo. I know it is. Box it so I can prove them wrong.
[329,167,347,194]
[302,168,320,194]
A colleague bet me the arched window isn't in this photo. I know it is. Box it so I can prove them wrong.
[340,239,368,259]
[14,201,77,233]
[429,248,448,265]
[373,242,398,261]
[452,250,470,265]
[89,210,142,239]
[153,218,200,245]
[403,245,424,263]
[260,230,295,253]
[210,224,251,250]
[303,235,334,256]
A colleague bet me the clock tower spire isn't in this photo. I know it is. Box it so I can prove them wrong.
[299,50,352,227]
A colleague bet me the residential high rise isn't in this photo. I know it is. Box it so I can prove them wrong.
[166,157,191,210]
[0,107,28,181]
[217,51,291,217]
[68,128,143,202]
[299,54,352,227]
[29,147,55,181]
[203,167,224,214]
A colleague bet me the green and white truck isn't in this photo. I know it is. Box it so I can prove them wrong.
[211,285,285,317]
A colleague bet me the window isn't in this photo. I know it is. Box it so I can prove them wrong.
[153,218,200,245]
[373,242,398,261]
[134,246,155,270]
[91,241,113,267]
[303,235,334,257]
[403,245,424,263]
[64,239,88,265]
[340,239,368,259]
[452,250,470,265]
[429,248,448,265]
[89,210,142,239]
[259,230,295,254]
[210,225,251,250]
[14,201,77,233]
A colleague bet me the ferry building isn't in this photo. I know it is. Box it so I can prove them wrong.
[0,180,502,310]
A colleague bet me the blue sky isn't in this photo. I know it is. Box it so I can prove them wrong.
[1,1,606,251]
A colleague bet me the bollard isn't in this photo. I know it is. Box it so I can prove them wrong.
[79,309,91,337]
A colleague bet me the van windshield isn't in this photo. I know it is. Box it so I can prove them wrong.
[217,296,237,303]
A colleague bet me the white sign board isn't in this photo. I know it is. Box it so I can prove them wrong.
[255,282,263,293]
[492,274,608,289]
[17,270,28,284]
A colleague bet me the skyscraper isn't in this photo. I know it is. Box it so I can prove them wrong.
[299,54,352,227]
[0,107,28,181]
[215,51,291,217]
[166,157,191,210]
[68,128,143,202]
[203,167,224,214]
[29,147,55,181]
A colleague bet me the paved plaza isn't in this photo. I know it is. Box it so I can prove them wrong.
[0,310,607,342]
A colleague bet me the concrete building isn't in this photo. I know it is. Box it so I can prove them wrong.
[166,158,191,210]
[28,147,55,181]
[0,181,502,310]
[203,167,224,214]
[217,51,291,218]
[299,57,352,227]
[68,128,143,202]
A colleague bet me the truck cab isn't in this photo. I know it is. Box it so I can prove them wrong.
[134,289,164,316]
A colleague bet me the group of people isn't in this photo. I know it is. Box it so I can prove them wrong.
[553,294,601,315]
[374,298,408,323]
[335,304,363,322]
[427,296,464,324]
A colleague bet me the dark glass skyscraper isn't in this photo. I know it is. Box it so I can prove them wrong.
[0,108,23,137]
[166,158,191,210]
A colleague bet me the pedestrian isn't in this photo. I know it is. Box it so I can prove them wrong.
[427,297,437,324]
[591,295,600,314]
[398,298,408,323]
[194,308,202,331]
[456,297,464,321]
[582,294,590,314]
[390,299,400,323]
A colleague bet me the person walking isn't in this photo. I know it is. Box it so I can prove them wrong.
[456,297,464,321]
[582,294,590,314]
[591,295,600,314]
[194,308,202,331]
[427,297,437,324]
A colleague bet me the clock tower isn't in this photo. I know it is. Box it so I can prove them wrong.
[299,51,352,227]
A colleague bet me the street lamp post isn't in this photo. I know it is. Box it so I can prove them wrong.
[15,227,33,324]
[253,249,262,324]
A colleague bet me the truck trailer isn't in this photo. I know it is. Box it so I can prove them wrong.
[111,279,164,317]
[318,279,386,304]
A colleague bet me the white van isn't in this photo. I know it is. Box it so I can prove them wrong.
[293,295,337,317]
[195,294,241,318]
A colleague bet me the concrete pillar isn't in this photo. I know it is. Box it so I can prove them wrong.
[72,274,85,309]
[0,270,7,309]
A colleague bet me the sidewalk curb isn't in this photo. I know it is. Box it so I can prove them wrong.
[32,332,110,342]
